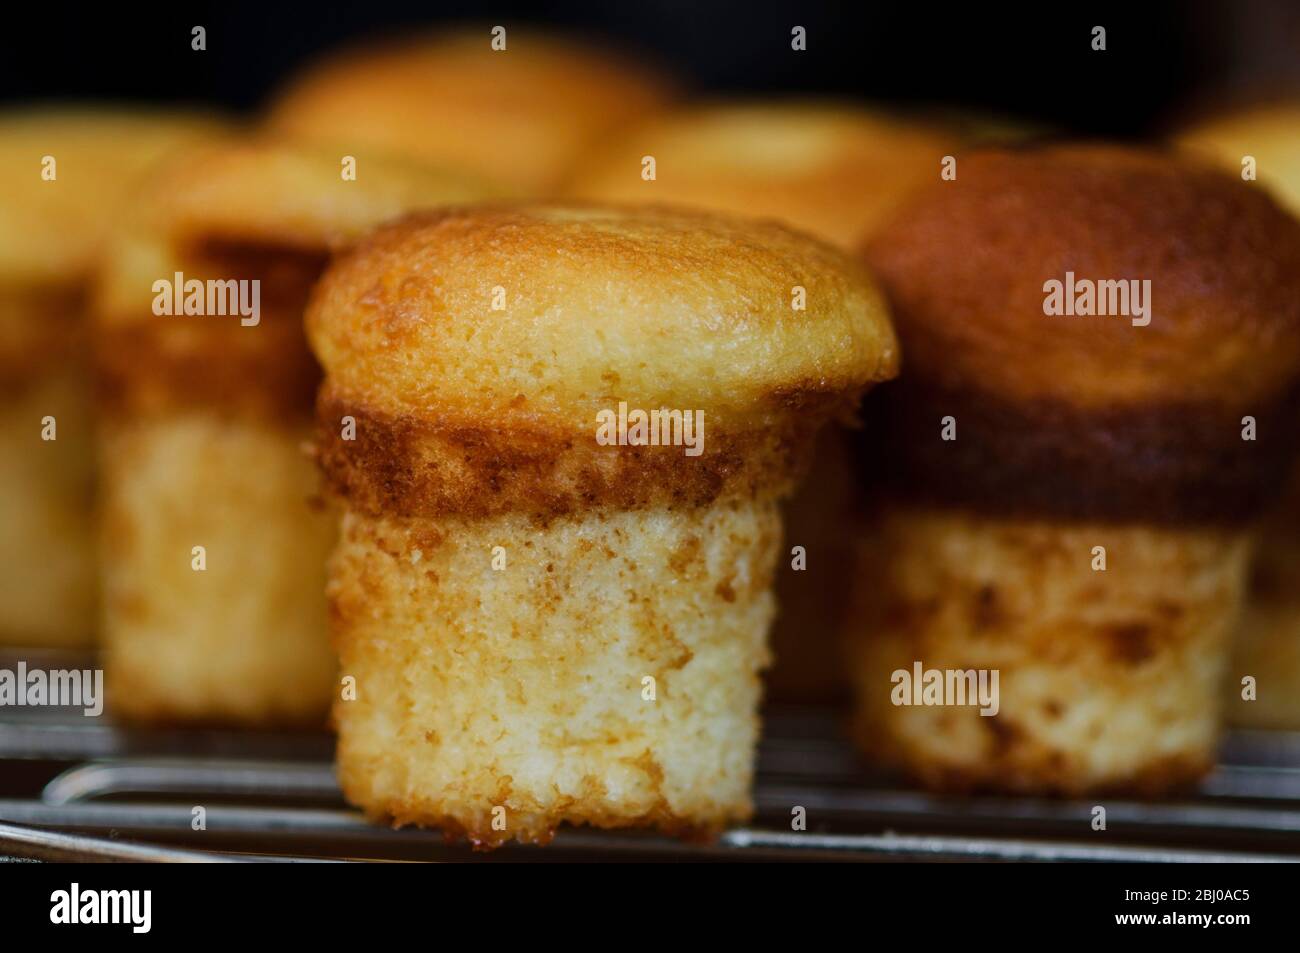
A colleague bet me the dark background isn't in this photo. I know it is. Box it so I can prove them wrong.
[1,1,1298,134]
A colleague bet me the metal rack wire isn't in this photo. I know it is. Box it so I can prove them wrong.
[3,652,1299,862]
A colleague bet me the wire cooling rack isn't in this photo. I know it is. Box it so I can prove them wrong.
[2,651,1299,862]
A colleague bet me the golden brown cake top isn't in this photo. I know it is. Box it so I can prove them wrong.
[307,203,898,427]
[0,107,226,287]
[864,144,1300,409]
[265,30,673,195]
[565,101,958,249]
[95,138,500,326]
[1176,102,1300,216]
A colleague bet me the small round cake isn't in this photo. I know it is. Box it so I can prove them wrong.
[95,139,496,724]
[853,144,1300,794]
[306,203,898,844]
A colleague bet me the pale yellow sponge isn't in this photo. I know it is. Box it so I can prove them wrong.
[849,506,1252,795]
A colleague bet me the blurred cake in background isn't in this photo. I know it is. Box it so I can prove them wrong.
[853,145,1300,794]
[265,29,674,195]
[1178,102,1300,730]
[94,139,496,724]
[0,108,222,649]
[566,101,957,250]
[568,101,957,702]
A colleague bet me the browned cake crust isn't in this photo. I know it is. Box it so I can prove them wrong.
[308,203,899,519]
[0,286,85,395]
[864,380,1299,525]
[314,389,833,523]
[97,241,326,419]
[862,144,1300,523]
[866,145,1300,409]
[308,204,897,422]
